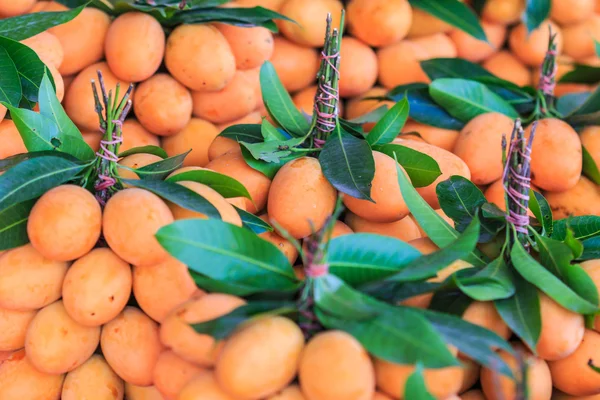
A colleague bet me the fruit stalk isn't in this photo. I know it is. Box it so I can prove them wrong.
[502,119,536,248]
[91,70,134,206]
[535,26,559,118]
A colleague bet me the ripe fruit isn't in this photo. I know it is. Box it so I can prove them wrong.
[125,383,164,400]
[191,70,258,124]
[25,301,101,375]
[0,307,36,352]
[103,188,174,266]
[409,237,439,255]
[216,316,305,399]
[259,214,300,265]
[49,7,111,75]
[160,293,246,366]
[279,0,344,47]
[270,36,320,93]
[462,302,511,340]
[0,349,65,400]
[61,355,124,400]
[20,31,64,68]
[118,153,163,183]
[509,20,563,67]
[394,139,471,208]
[339,37,378,98]
[536,293,585,361]
[549,329,600,396]
[216,24,274,70]
[168,181,243,226]
[461,389,487,400]
[407,8,453,38]
[62,248,132,327]
[345,87,395,131]
[453,112,515,185]
[483,50,532,87]
[101,307,163,386]
[0,120,26,159]
[562,16,600,60]
[0,244,68,311]
[0,0,36,16]
[293,86,319,115]
[161,119,219,168]
[178,372,236,400]
[268,385,306,400]
[459,356,481,393]
[206,149,272,214]
[347,0,412,47]
[402,121,459,152]
[165,24,236,92]
[64,62,131,132]
[105,12,165,82]
[482,0,525,25]
[544,177,600,219]
[120,119,160,153]
[551,0,595,26]
[208,137,239,161]
[526,118,582,192]
[449,21,507,62]
[27,185,101,262]
[268,157,337,239]
[81,131,102,152]
[153,351,205,400]
[132,256,199,323]
[299,330,375,400]
[480,343,552,400]
[377,40,430,89]
[343,151,409,223]
[344,212,421,242]
[133,73,193,136]
[582,125,600,167]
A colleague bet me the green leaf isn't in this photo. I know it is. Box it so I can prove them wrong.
[190,270,272,297]
[565,86,600,125]
[191,301,297,340]
[346,105,389,125]
[404,366,436,400]
[315,275,458,368]
[389,217,480,282]
[319,124,375,200]
[429,79,518,122]
[560,64,600,85]
[583,145,600,185]
[118,145,168,159]
[367,97,409,146]
[121,151,189,181]
[121,178,221,219]
[219,124,263,144]
[511,239,598,314]
[234,206,272,234]
[240,145,299,179]
[553,216,600,241]
[455,257,516,301]
[0,199,36,251]
[437,175,486,230]
[524,0,551,33]
[374,143,442,188]
[241,136,305,163]
[565,228,585,259]
[495,276,541,350]
[166,169,252,200]
[557,92,591,117]
[0,5,85,41]
[0,35,48,105]
[0,150,80,172]
[420,308,514,377]
[408,0,487,42]
[156,219,300,294]
[167,6,292,31]
[429,290,473,315]
[0,155,89,211]
[529,189,553,236]
[4,104,59,151]
[326,234,422,286]
[261,119,288,142]
[0,46,21,107]
[581,237,600,261]
[259,61,309,136]
[395,161,487,267]
[421,58,493,81]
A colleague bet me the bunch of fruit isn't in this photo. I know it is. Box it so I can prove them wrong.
[2,0,600,400]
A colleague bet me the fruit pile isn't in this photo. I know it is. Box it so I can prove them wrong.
[2,0,600,400]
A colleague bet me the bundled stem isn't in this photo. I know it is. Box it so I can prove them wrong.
[528,25,560,121]
[310,11,345,147]
[91,71,134,206]
[502,119,537,248]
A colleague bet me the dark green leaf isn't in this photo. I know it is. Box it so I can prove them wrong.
[429,78,518,122]
[560,64,600,84]
[0,36,48,104]
[374,143,442,188]
[367,98,409,146]
[192,302,297,339]
[565,228,584,259]
[455,257,516,301]
[421,58,493,81]
[0,5,85,41]
[0,46,21,107]
[0,150,80,172]
[166,169,252,200]
[404,366,436,400]
[553,216,600,241]
[0,155,89,211]
[240,145,299,179]
[241,136,305,163]
[495,276,541,350]
[390,86,464,130]
[118,145,168,159]
[395,161,487,266]
[566,86,600,125]
[346,105,389,124]
[156,219,300,294]
[408,0,487,41]
[524,0,551,33]
[4,104,60,152]
[326,234,422,286]
[190,270,276,296]
[260,61,309,136]
[583,145,600,185]
[234,206,272,234]
[581,236,600,261]
[56,0,113,13]
[261,118,288,141]
[529,189,553,236]
[0,199,36,251]
[314,275,384,320]
[219,124,263,144]
[168,6,292,31]
[429,290,472,315]
[511,238,598,314]
[437,175,486,231]
[556,92,591,117]
[122,151,190,181]
[319,124,375,200]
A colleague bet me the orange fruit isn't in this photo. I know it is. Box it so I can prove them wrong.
[259,214,300,265]
[216,23,274,70]
[105,12,165,82]
[462,301,511,340]
[125,383,165,400]
[61,355,124,400]
[216,111,263,132]
[482,0,525,25]
[461,389,486,400]
[0,349,65,400]
[347,0,412,47]
[459,356,481,393]
[162,118,220,167]
[345,87,394,132]
[0,120,26,160]
[408,237,439,255]
[345,212,421,242]
[268,385,307,400]
[509,20,564,67]
[544,177,600,219]
[279,0,344,47]
[482,50,531,87]
[339,37,378,98]
[271,36,320,93]
[165,24,236,92]
[178,372,236,400]
[81,131,102,152]
[0,306,36,352]
[20,31,64,69]
[551,0,596,26]
[407,7,453,38]
[402,121,460,152]
[118,153,163,183]
[120,119,160,153]
[449,21,507,62]
[377,40,429,89]
[153,351,205,400]
[0,0,36,16]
